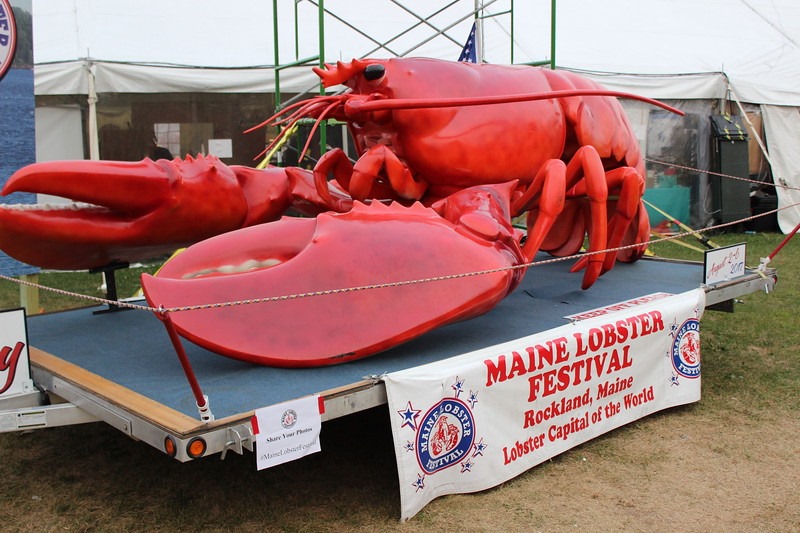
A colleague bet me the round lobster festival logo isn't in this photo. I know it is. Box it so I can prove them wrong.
[396,376,485,493]
[0,0,16,82]
[280,409,298,429]
[415,397,476,474]
[671,318,701,378]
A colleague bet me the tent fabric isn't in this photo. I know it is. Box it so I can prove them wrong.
[762,105,800,233]
[564,71,728,102]
[36,62,316,95]
[35,61,317,95]
[33,0,800,104]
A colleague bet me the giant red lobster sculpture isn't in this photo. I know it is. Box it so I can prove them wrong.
[0,58,682,367]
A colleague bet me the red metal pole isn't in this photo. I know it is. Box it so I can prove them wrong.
[156,310,212,419]
[768,221,800,261]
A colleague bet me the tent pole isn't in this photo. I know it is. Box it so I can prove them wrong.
[511,0,514,64]
[550,0,556,69]
[294,0,300,59]
[273,0,281,106]
[318,0,326,156]
[86,61,99,160]
[474,0,484,63]
[728,81,776,176]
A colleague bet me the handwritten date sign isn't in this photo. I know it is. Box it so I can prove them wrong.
[704,242,746,285]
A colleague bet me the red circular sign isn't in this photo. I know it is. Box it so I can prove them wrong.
[0,0,18,82]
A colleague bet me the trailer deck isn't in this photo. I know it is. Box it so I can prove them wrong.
[3,256,776,462]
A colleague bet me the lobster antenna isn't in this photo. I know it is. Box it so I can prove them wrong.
[297,99,342,163]
[345,89,685,116]
[249,96,344,161]
[246,96,341,134]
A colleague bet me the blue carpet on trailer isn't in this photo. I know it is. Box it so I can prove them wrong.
[26,257,704,420]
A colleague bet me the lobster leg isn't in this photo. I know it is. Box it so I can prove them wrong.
[512,159,567,258]
[349,145,428,201]
[603,167,648,269]
[530,199,587,258]
[313,148,397,206]
[516,146,611,289]
[562,146,609,289]
[619,204,651,264]
[571,166,648,273]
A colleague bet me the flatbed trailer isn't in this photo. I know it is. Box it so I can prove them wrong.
[0,256,776,464]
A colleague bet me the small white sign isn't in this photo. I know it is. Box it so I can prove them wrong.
[253,395,322,470]
[207,139,233,158]
[0,308,34,398]
[704,243,746,285]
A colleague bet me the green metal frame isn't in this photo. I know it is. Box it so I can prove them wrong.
[268,0,558,160]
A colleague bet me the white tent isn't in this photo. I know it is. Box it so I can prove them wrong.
[32,0,800,231]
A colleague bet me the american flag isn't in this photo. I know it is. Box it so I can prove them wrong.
[458,21,477,63]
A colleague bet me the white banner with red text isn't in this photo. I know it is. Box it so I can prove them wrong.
[0,308,34,400]
[384,289,705,520]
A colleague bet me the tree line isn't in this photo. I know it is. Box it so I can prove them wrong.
[11,7,32,68]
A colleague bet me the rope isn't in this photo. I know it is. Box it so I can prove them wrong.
[649,230,707,253]
[0,273,156,311]
[2,155,793,315]
[2,199,794,316]
[645,157,800,192]
[642,198,720,249]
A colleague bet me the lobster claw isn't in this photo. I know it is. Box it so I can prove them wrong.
[0,156,306,270]
[141,183,526,367]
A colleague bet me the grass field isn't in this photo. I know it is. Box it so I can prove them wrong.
[0,231,797,532]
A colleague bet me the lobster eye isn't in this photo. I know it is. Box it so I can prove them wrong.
[363,64,385,82]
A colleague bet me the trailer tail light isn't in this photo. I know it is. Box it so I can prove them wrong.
[186,437,207,459]
[164,436,177,458]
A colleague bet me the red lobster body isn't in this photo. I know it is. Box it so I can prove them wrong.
[295,58,665,276]
[333,59,641,197]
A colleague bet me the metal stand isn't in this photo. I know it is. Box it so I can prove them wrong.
[90,263,131,314]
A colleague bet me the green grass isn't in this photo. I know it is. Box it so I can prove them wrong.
[0,263,159,313]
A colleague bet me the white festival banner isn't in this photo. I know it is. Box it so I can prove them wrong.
[385,289,705,520]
